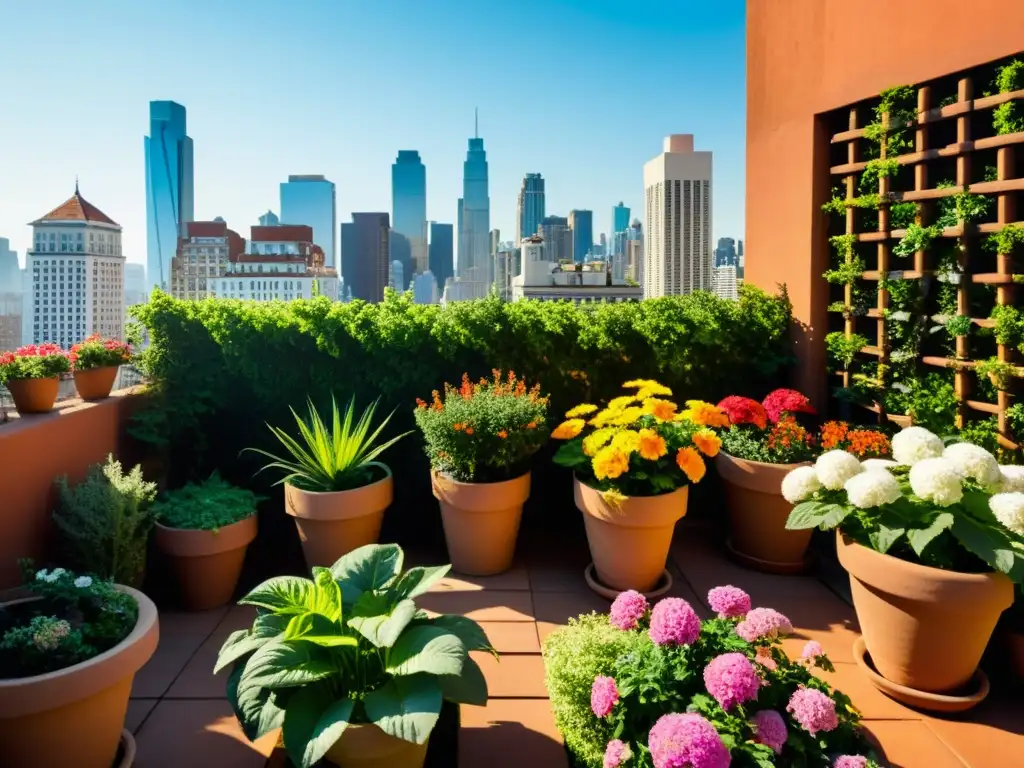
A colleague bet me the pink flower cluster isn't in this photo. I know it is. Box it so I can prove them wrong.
[591,675,619,718]
[610,590,649,630]
[786,687,839,736]
[833,757,868,768]
[749,709,788,754]
[762,388,816,424]
[649,597,700,646]
[707,586,751,619]
[736,607,793,643]
[603,739,631,768]
[648,713,731,768]
[703,653,760,711]
[801,641,824,661]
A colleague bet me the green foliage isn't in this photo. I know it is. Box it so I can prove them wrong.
[955,417,1001,456]
[905,374,958,433]
[69,335,131,372]
[889,201,917,230]
[944,315,973,338]
[720,418,817,464]
[821,196,847,216]
[986,224,1024,255]
[992,305,1024,352]
[823,256,865,285]
[51,455,158,588]
[893,223,942,258]
[936,189,991,228]
[153,473,264,531]
[217,544,492,767]
[1008,403,1024,441]
[974,357,1018,392]
[860,158,900,194]
[0,344,70,383]
[826,331,869,370]
[992,60,1024,135]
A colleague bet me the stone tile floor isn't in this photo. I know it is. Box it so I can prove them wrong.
[127,523,1023,767]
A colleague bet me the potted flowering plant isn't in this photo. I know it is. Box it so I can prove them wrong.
[715,389,818,573]
[0,343,71,414]
[70,334,131,401]
[415,371,550,576]
[543,585,878,768]
[0,563,158,768]
[784,426,1024,711]
[553,380,727,596]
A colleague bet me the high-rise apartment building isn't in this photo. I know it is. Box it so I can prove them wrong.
[27,186,125,346]
[626,218,644,285]
[171,220,245,300]
[428,222,454,288]
[280,175,337,268]
[539,216,572,264]
[457,116,490,297]
[737,240,745,280]
[0,238,21,352]
[258,210,280,227]
[391,151,427,276]
[568,210,593,263]
[613,202,631,236]
[714,237,737,268]
[145,100,194,293]
[341,213,390,303]
[643,134,712,298]
[124,263,147,309]
[215,225,338,301]
[516,173,545,244]
[712,265,739,301]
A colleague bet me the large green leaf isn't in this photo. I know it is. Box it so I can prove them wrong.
[416,614,496,657]
[869,524,905,554]
[215,615,290,674]
[282,683,354,768]
[439,655,488,705]
[310,567,343,620]
[392,565,451,600]
[906,512,955,556]
[785,501,828,530]
[283,613,360,649]
[347,592,418,648]
[364,675,442,745]
[951,513,1024,580]
[386,625,466,677]
[239,576,320,615]
[227,666,288,740]
[329,544,404,605]
[241,640,336,690]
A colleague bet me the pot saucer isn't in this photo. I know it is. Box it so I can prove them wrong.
[853,636,990,713]
[583,563,673,601]
[116,729,137,768]
[725,538,812,575]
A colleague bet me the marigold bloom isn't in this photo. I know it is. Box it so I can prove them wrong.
[566,403,598,418]
[497,430,508,439]
[607,395,638,411]
[636,382,673,399]
[847,429,891,459]
[676,446,706,483]
[681,401,730,428]
[622,379,656,389]
[819,421,850,451]
[637,428,668,460]
[583,427,618,456]
[692,429,722,458]
[552,419,586,440]
[593,446,630,480]
[643,397,678,421]
[611,406,645,426]
[453,423,465,432]
[611,429,641,454]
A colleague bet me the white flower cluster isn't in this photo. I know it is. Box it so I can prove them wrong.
[999,465,1024,493]
[891,426,944,466]
[908,457,964,506]
[843,470,903,509]
[781,465,821,503]
[990,493,1024,536]
[34,567,67,583]
[815,450,863,490]
[942,443,1001,489]
[74,576,93,589]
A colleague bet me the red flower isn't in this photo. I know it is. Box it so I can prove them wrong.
[716,396,769,429]
[0,352,14,366]
[762,388,815,424]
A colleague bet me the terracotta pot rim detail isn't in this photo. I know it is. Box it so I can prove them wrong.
[716,451,811,493]
[285,468,393,520]
[573,476,688,528]
[432,470,531,511]
[154,514,258,558]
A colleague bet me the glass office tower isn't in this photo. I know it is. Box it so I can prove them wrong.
[145,101,194,292]
[280,175,337,268]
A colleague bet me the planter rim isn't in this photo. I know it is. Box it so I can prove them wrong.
[72,364,120,374]
[155,513,258,557]
[284,463,392,497]
[573,475,688,528]
[431,469,531,487]
[5,375,60,383]
[572,472,689,500]
[717,450,812,471]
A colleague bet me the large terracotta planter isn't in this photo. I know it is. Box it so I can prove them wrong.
[155,514,258,611]
[432,471,530,576]
[6,376,59,414]
[716,452,812,573]
[0,586,159,768]
[285,470,393,569]
[574,476,688,593]
[837,532,1013,693]
[324,723,428,768]
[74,365,119,401]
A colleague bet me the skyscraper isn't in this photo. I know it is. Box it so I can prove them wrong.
[516,173,545,244]
[714,237,737,267]
[643,134,712,298]
[280,175,337,268]
[568,210,593,263]
[428,222,454,288]
[145,100,194,293]
[613,202,631,236]
[258,210,280,227]
[389,259,405,293]
[341,213,390,303]
[0,238,21,353]
[457,112,490,295]
[391,151,427,276]
[539,216,571,263]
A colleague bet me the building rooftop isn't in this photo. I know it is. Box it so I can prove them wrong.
[31,185,119,227]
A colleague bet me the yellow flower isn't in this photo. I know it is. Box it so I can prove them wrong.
[636,382,673,399]
[607,395,638,411]
[692,429,722,458]
[583,427,619,456]
[676,446,706,483]
[611,429,641,454]
[643,397,678,421]
[565,403,598,419]
[610,406,645,426]
[637,428,668,461]
[622,379,656,389]
[680,400,730,428]
[589,409,616,428]
[592,446,630,480]
[552,419,586,440]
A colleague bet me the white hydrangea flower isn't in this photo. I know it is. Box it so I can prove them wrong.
[908,457,963,506]
[35,569,49,581]
[943,443,1001,489]
[781,465,822,503]
[815,450,863,490]
[998,465,1024,493]
[861,458,899,472]
[49,567,66,579]
[843,470,903,508]
[74,576,93,589]
[990,492,1024,536]
[891,426,944,466]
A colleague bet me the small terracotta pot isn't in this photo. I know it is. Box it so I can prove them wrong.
[837,532,1013,693]
[432,471,530,576]
[573,476,688,593]
[0,586,159,768]
[716,452,812,572]
[6,377,59,414]
[155,514,258,611]
[324,723,427,768]
[74,366,119,401]
[285,469,393,569]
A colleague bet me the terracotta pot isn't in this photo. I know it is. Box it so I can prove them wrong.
[432,471,529,576]
[573,476,688,593]
[716,452,813,572]
[6,377,59,414]
[74,366,119,401]
[324,723,427,768]
[285,469,393,569]
[837,532,1013,693]
[155,514,258,611]
[0,586,159,768]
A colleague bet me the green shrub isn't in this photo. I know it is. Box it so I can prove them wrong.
[152,473,263,530]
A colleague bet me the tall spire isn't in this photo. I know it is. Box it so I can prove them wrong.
[74,175,79,195]
[474,107,478,139]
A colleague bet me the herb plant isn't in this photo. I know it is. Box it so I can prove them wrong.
[153,473,264,531]
[975,357,1018,392]
[69,334,132,371]
[825,332,868,371]
[0,343,70,383]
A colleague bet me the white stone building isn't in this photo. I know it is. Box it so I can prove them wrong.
[712,264,739,301]
[214,225,338,301]
[171,220,245,300]
[511,239,642,303]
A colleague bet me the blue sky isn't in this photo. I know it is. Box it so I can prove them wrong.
[0,0,746,267]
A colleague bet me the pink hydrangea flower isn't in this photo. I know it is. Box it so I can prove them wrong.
[833,757,868,768]
[649,597,701,646]
[591,675,620,718]
[648,713,731,768]
[787,687,839,736]
[610,590,649,630]
[703,653,760,711]
[604,739,632,768]
[749,709,788,754]
[753,649,777,671]
[736,608,793,643]
[801,641,824,661]
[707,586,751,619]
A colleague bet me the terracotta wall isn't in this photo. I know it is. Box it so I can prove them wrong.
[0,391,141,588]
[745,0,1024,405]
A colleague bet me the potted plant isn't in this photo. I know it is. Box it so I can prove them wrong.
[414,371,550,575]
[215,543,494,768]
[784,426,1023,711]
[553,380,727,596]
[152,473,264,611]
[0,343,70,414]
[247,395,410,569]
[70,334,132,401]
[0,563,159,768]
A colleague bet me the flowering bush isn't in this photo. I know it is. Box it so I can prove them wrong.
[544,585,877,768]
[69,334,131,371]
[552,380,727,496]
[819,422,891,459]
[414,370,550,482]
[0,563,138,678]
[718,390,817,465]
[784,426,1024,582]
[0,343,70,383]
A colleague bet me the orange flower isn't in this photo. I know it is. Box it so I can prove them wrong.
[453,423,465,432]
[847,429,891,458]
[552,419,585,440]
[680,401,730,428]
[819,421,849,451]
[637,428,668,460]
[643,398,678,421]
[465,427,474,435]
[526,421,537,430]
[497,430,508,439]
[676,446,706,483]
[415,397,428,409]
[692,429,722,458]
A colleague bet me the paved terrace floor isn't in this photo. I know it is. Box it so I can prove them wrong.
[126,524,1024,768]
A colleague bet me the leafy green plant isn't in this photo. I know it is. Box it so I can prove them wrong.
[51,456,158,588]
[0,343,70,383]
[893,223,941,257]
[992,305,1024,351]
[152,473,264,531]
[992,59,1024,135]
[936,189,991,227]
[1008,403,1024,442]
[905,373,958,433]
[826,332,869,370]
[860,158,900,194]
[248,396,411,493]
[944,314,973,338]
[975,357,1018,392]
[986,223,1024,256]
[955,417,1002,457]
[823,256,865,285]
[215,544,493,768]
[889,201,917,230]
